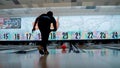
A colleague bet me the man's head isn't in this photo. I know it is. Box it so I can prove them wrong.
[47,11,53,16]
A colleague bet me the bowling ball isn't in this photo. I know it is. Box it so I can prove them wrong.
[61,44,66,49]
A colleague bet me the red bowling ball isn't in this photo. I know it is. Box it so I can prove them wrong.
[61,44,67,50]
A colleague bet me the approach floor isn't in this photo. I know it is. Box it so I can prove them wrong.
[0,44,120,68]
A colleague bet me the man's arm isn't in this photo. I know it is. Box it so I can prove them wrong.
[32,17,39,32]
[52,17,57,31]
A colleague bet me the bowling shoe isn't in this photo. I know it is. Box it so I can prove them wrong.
[44,50,49,55]
[38,46,44,55]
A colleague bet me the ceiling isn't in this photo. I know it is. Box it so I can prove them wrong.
[0,0,120,9]
[0,0,120,17]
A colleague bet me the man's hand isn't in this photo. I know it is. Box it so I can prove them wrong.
[50,29,57,32]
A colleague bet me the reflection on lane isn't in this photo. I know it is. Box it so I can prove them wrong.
[0,48,120,68]
[86,49,120,57]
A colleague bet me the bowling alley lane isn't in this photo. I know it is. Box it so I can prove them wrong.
[0,46,120,68]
